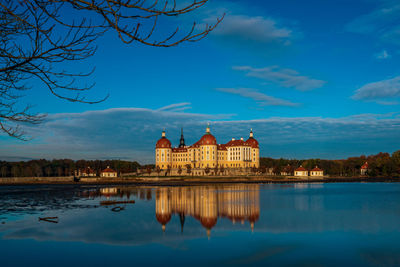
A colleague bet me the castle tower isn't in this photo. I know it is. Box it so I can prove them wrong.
[245,129,260,168]
[155,129,172,170]
[198,124,218,170]
[179,128,186,148]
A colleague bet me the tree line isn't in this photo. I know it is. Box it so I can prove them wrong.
[0,159,140,178]
[2,150,400,178]
[260,150,400,177]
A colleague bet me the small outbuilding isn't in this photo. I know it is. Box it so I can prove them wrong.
[294,165,308,177]
[361,162,369,175]
[100,166,118,178]
[310,166,324,177]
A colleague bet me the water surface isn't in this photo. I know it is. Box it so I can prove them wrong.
[1,183,400,266]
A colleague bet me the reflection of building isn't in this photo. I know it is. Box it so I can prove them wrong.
[100,166,117,178]
[155,125,260,175]
[155,185,260,237]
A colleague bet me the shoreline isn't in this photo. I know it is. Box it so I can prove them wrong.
[0,176,399,186]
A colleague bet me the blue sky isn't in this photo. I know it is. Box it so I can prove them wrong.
[2,0,400,163]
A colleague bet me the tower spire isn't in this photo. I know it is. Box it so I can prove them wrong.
[179,127,185,148]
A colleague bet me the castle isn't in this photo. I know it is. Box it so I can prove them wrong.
[155,125,259,176]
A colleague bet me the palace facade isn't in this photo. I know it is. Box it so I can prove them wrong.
[155,125,260,175]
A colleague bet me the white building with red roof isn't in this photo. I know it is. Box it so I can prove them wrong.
[100,166,117,178]
[361,162,369,175]
[294,165,309,177]
[310,166,324,177]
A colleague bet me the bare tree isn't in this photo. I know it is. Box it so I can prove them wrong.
[0,0,223,139]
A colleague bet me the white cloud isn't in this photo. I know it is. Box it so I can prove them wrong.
[216,88,298,107]
[375,49,391,59]
[233,65,326,91]
[210,14,293,44]
[352,76,400,103]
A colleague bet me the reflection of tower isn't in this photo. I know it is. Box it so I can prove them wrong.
[179,213,185,233]
[199,186,218,238]
[155,188,171,232]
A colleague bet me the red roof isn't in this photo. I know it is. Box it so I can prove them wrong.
[101,167,116,173]
[361,162,369,169]
[199,133,217,145]
[172,147,187,152]
[217,144,227,150]
[295,166,307,171]
[311,166,323,171]
[156,137,171,148]
[225,139,250,147]
[245,137,259,148]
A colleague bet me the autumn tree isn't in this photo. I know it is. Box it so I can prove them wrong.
[186,164,192,175]
[0,0,223,139]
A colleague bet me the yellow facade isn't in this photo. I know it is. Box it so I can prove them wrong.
[155,126,260,174]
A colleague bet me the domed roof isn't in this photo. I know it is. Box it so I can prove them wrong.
[156,137,171,149]
[248,212,260,222]
[199,133,217,146]
[246,137,259,148]
[200,217,217,229]
[156,213,171,225]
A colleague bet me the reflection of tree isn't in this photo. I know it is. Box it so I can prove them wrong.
[155,185,260,236]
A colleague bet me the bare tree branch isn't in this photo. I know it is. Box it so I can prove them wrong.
[0,0,223,139]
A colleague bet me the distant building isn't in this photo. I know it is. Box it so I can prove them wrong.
[77,167,96,177]
[280,164,292,176]
[100,166,117,178]
[310,166,324,177]
[294,165,308,177]
[361,162,369,175]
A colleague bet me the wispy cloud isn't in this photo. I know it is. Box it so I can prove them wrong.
[2,107,400,162]
[375,49,391,59]
[352,76,400,104]
[157,102,192,112]
[346,4,400,45]
[233,65,326,91]
[216,88,298,107]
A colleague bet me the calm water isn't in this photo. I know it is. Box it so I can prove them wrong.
[1,183,400,266]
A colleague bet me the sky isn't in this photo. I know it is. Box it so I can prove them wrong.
[2,0,400,163]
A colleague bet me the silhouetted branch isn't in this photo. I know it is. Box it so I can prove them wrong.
[0,0,222,139]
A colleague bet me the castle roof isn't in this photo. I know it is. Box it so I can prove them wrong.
[156,137,171,149]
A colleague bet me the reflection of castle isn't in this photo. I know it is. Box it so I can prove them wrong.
[155,185,260,237]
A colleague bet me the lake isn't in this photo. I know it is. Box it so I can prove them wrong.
[1,183,400,266]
